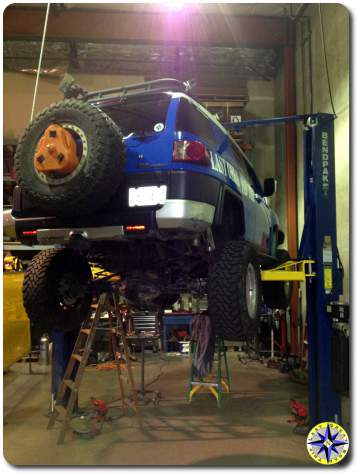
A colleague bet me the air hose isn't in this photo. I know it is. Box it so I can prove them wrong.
[190,313,216,379]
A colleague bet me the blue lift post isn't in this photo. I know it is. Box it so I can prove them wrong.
[225,113,344,425]
[299,113,343,424]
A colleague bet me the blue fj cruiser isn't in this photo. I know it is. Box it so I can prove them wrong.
[12,78,289,339]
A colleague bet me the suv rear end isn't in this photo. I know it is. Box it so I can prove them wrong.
[10,77,285,338]
[13,90,223,246]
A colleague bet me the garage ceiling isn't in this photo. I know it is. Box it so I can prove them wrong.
[3,40,278,82]
[3,3,298,97]
[12,3,297,16]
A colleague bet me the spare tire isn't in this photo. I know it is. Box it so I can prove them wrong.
[15,99,125,216]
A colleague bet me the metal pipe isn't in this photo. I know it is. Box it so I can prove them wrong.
[30,2,50,121]
[284,21,299,355]
[292,3,310,21]
[284,48,298,257]
[85,77,189,100]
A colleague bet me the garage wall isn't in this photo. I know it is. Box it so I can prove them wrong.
[242,80,277,211]
[273,5,349,300]
[3,72,144,140]
[295,4,350,301]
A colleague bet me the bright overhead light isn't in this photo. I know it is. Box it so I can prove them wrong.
[165,2,184,12]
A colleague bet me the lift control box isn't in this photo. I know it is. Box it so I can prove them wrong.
[327,302,349,324]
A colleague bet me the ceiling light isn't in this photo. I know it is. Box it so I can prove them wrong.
[165,2,184,12]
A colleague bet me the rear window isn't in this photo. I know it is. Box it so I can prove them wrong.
[176,99,216,146]
[101,95,171,136]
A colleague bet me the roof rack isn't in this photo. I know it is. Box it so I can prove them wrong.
[85,78,192,102]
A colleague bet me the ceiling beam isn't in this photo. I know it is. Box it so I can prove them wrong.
[4,7,289,48]
[3,55,272,74]
[3,64,263,83]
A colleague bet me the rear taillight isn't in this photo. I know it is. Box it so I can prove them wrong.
[22,230,37,236]
[173,140,211,166]
[125,225,146,232]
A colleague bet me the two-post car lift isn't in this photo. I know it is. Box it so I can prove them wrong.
[226,113,344,425]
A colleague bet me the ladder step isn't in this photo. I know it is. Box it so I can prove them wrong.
[71,353,83,363]
[81,328,91,335]
[63,379,76,391]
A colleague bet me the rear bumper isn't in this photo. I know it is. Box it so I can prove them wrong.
[14,198,215,245]
[35,225,125,244]
[12,170,220,244]
[156,199,215,232]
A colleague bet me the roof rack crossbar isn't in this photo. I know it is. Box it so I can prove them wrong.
[85,78,191,101]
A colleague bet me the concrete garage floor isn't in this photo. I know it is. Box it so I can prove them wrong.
[4,352,314,466]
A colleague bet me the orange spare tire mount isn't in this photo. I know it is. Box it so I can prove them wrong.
[34,124,79,176]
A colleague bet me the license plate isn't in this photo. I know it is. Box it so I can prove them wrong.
[129,185,167,207]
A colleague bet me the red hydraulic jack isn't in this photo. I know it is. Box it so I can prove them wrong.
[288,399,309,434]
[70,397,110,439]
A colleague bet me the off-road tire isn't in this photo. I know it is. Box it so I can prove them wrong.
[23,248,93,331]
[208,241,262,340]
[15,99,125,216]
[262,250,293,309]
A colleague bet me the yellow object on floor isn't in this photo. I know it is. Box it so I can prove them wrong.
[3,270,31,371]
[188,378,230,404]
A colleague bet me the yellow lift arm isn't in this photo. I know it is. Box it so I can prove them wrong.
[261,259,315,282]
